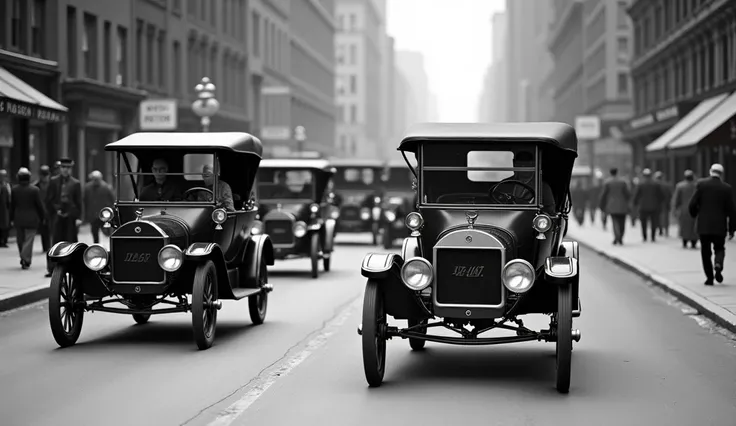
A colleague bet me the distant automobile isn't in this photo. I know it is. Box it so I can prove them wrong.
[330,158,386,245]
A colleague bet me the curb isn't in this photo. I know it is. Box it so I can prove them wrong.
[573,235,736,334]
[0,283,49,313]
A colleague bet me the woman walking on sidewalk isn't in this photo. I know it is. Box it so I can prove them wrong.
[672,170,698,248]
[10,168,46,269]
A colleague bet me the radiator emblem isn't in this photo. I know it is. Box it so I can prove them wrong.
[452,266,485,278]
[465,235,472,243]
[465,310,472,317]
[134,226,141,234]
[124,252,152,263]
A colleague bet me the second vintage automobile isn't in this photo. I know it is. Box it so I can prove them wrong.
[358,122,582,393]
[379,159,416,249]
[46,132,275,350]
[330,158,386,245]
[253,159,338,278]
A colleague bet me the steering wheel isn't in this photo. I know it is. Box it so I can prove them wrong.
[184,187,214,201]
[490,180,536,204]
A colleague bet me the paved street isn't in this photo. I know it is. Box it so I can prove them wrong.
[1,233,735,426]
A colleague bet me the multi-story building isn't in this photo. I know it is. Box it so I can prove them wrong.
[548,0,634,175]
[478,11,508,123]
[393,66,414,141]
[334,0,386,160]
[507,0,553,122]
[379,34,396,156]
[395,50,433,126]
[625,0,736,187]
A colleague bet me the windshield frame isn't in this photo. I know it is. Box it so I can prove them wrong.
[418,143,542,210]
[114,151,221,206]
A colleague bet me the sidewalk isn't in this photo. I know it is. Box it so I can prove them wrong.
[568,213,736,333]
[0,225,109,312]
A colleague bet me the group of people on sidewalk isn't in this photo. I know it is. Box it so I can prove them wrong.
[0,159,114,275]
[595,163,736,286]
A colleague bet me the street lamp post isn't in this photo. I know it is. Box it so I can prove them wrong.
[294,125,306,154]
[191,77,220,132]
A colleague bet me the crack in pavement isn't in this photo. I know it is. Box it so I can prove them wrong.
[179,293,362,426]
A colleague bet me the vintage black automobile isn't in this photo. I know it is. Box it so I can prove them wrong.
[46,132,274,350]
[358,123,582,393]
[379,160,416,249]
[330,158,386,245]
[253,159,337,278]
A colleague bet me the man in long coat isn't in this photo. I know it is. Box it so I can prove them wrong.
[654,171,673,237]
[0,169,10,247]
[45,157,82,277]
[672,170,698,248]
[688,163,736,285]
[10,168,45,269]
[599,167,630,245]
[632,168,664,242]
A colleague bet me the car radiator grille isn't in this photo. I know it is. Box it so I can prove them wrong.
[111,238,165,283]
[435,248,503,306]
[265,219,294,245]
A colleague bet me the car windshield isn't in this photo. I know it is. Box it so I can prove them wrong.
[257,168,316,200]
[420,143,538,206]
[333,167,380,190]
[115,152,221,203]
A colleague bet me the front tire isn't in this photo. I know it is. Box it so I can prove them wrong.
[310,233,320,279]
[362,279,387,387]
[132,314,150,324]
[249,259,268,325]
[48,264,84,348]
[192,260,218,350]
[408,319,427,351]
[556,284,573,393]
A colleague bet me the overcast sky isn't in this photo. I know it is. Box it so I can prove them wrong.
[386,0,506,122]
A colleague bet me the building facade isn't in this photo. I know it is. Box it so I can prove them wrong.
[334,0,386,160]
[625,0,736,187]
[394,50,433,126]
[477,11,508,123]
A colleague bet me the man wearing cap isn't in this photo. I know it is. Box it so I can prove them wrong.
[688,163,736,285]
[0,169,10,247]
[45,158,82,277]
[33,165,52,252]
[672,170,698,249]
[632,168,664,242]
[84,170,115,243]
[10,168,45,269]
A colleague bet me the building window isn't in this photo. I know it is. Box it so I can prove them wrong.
[200,0,206,20]
[343,104,349,122]
[349,44,357,65]
[252,11,260,57]
[116,27,127,86]
[223,0,229,34]
[338,14,345,31]
[210,0,216,26]
[617,37,629,63]
[350,104,358,123]
[158,31,166,88]
[173,0,182,15]
[349,75,357,94]
[83,13,98,79]
[136,20,143,84]
[103,21,111,82]
[67,7,77,77]
[30,0,45,55]
[349,14,356,31]
[173,41,181,94]
[209,47,217,89]
[617,1,628,29]
[146,26,155,84]
[336,44,345,64]
[11,0,25,49]
[188,0,196,16]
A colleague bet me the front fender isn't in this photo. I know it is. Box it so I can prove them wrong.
[184,243,231,296]
[47,241,88,262]
[322,218,336,253]
[361,252,404,279]
[243,234,274,288]
[544,256,579,284]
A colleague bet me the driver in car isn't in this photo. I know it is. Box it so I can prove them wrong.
[498,151,556,214]
[140,158,187,201]
[193,164,235,211]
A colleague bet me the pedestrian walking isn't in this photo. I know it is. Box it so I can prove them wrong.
[45,157,82,277]
[571,181,588,225]
[32,165,52,253]
[654,171,673,237]
[83,170,115,243]
[688,163,736,285]
[632,168,664,242]
[0,169,10,247]
[672,170,698,248]
[629,176,640,226]
[587,182,601,225]
[10,168,46,269]
[598,167,630,245]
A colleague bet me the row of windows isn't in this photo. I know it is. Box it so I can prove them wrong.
[336,74,358,95]
[185,0,246,42]
[633,0,708,58]
[633,18,736,113]
[66,6,128,86]
[185,39,247,107]
[336,43,358,65]
[336,13,359,32]
[0,0,46,58]
[339,102,359,123]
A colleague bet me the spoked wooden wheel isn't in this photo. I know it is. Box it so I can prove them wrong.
[362,279,387,387]
[556,283,573,393]
[249,259,268,325]
[310,233,320,279]
[48,264,85,348]
[132,314,151,324]
[192,260,218,350]
[408,319,427,351]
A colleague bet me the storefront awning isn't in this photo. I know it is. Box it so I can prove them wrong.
[667,90,736,150]
[0,66,67,123]
[645,93,728,153]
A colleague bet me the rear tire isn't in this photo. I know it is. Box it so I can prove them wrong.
[556,284,573,393]
[362,279,386,387]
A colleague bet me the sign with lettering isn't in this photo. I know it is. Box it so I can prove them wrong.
[0,97,66,123]
[575,115,601,140]
[261,126,291,140]
[139,99,178,130]
[629,105,680,130]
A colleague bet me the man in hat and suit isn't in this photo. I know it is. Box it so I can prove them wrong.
[688,163,736,285]
[632,168,664,242]
[10,168,45,269]
[0,169,10,247]
[33,165,52,252]
[45,158,82,277]
[672,170,698,248]
[599,167,630,245]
